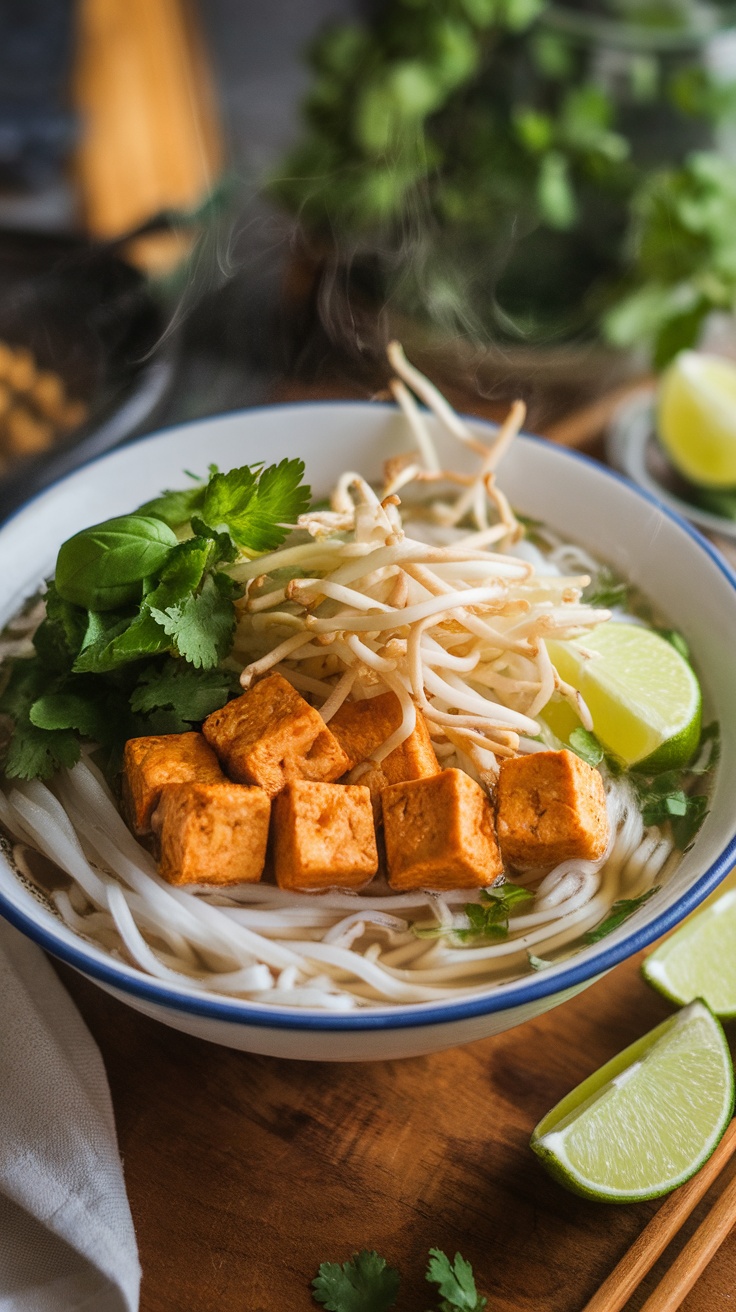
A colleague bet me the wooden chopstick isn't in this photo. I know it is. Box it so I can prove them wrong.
[581,1118,736,1312]
[638,1167,736,1311]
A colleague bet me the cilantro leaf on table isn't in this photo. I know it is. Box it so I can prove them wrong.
[149,573,237,670]
[201,458,311,551]
[426,1249,487,1311]
[312,1250,400,1312]
[584,886,660,944]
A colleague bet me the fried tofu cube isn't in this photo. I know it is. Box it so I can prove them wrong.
[330,691,439,782]
[202,674,349,797]
[122,732,225,836]
[382,768,502,891]
[495,749,609,868]
[155,782,271,886]
[273,780,379,892]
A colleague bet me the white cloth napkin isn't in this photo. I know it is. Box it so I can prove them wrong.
[0,918,140,1312]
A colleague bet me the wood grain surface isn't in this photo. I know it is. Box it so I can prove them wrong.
[55,936,736,1312]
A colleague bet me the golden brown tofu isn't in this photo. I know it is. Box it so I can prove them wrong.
[122,732,225,836]
[330,691,439,782]
[202,674,349,797]
[495,749,609,868]
[273,780,379,892]
[382,768,502,891]
[155,782,271,886]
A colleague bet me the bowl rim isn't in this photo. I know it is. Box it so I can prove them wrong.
[1,399,736,1033]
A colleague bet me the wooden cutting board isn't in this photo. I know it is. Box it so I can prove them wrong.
[56,906,736,1312]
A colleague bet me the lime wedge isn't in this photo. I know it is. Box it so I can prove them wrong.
[546,622,701,771]
[643,890,736,1019]
[531,1001,734,1202]
[658,351,736,488]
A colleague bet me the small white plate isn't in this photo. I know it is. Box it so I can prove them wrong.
[606,389,736,544]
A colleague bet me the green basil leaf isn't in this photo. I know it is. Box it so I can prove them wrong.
[55,515,178,611]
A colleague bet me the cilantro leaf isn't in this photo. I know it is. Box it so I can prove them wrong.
[137,482,207,528]
[32,583,87,672]
[0,659,80,781]
[201,458,311,551]
[130,660,237,728]
[414,883,533,943]
[149,573,236,670]
[312,1250,399,1312]
[568,727,604,767]
[671,794,709,850]
[584,886,660,943]
[632,768,710,850]
[426,1249,487,1311]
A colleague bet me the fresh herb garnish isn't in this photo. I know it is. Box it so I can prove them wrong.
[311,1248,486,1312]
[658,628,690,663]
[414,883,533,944]
[426,1249,487,1312]
[0,460,311,781]
[584,886,660,944]
[583,568,629,611]
[312,1250,400,1312]
[567,727,604,768]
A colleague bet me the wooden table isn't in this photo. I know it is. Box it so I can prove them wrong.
[56,907,736,1311]
[51,379,736,1310]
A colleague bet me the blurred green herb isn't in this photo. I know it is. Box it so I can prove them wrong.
[568,727,604,768]
[273,1,736,359]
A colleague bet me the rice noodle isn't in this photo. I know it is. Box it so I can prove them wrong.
[0,346,692,1009]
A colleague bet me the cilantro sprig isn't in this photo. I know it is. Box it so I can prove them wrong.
[311,1247,487,1312]
[0,460,310,780]
[414,883,533,945]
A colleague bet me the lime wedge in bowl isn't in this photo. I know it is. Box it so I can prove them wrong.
[531,1001,733,1202]
[547,622,701,771]
[643,889,736,1019]
[658,351,736,488]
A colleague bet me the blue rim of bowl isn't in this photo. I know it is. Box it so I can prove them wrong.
[1,401,736,1032]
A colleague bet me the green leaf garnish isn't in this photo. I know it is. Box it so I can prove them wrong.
[0,659,80,780]
[426,1248,487,1311]
[414,883,533,944]
[201,458,311,551]
[567,727,604,768]
[312,1250,399,1312]
[584,886,660,944]
[583,567,629,611]
[149,573,236,670]
[55,516,178,611]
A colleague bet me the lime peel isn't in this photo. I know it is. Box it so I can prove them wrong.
[547,622,702,771]
[531,1001,734,1203]
[657,350,736,489]
[642,889,736,1020]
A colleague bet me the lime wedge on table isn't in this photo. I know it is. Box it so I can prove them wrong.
[658,351,736,488]
[546,622,701,771]
[531,1001,734,1202]
[643,890,736,1019]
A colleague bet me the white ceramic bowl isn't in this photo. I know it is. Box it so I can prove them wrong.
[1,403,735,1061]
